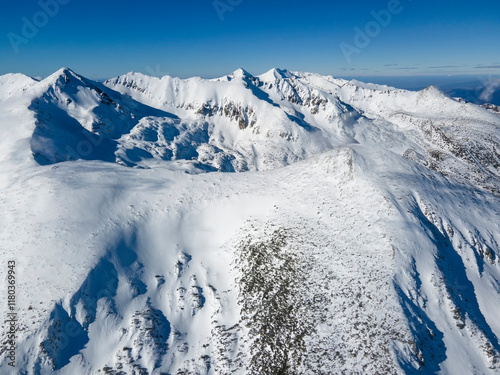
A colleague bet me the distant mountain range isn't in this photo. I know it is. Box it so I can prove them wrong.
[444,84,500,107]
[0,68,499,374]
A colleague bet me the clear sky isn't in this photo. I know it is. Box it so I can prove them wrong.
[1,0,500,80]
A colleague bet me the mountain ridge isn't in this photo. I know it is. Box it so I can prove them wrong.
[0,68,499,374]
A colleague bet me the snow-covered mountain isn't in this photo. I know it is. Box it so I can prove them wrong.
[0,67,500,374]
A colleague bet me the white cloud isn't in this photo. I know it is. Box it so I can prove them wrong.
[479,76,500,102]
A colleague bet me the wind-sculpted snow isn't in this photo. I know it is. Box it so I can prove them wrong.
[0,68,499,374]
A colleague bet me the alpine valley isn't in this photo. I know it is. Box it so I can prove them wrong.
[1,67,500,375]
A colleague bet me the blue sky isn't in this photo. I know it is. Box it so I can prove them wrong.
[1,0,500,80]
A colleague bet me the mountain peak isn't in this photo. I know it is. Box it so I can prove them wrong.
[52,67,79,79]
[0,73,39,100]
[258,68,294,82]
[423,85,440,92]
[44,67,85,87]
[419,85,448,99]
[230,68,252,78]
[55,67,74,75]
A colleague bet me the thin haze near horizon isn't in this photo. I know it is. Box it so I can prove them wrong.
[1,0,499,82]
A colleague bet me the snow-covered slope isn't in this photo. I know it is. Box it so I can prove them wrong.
[0,68,499,375]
